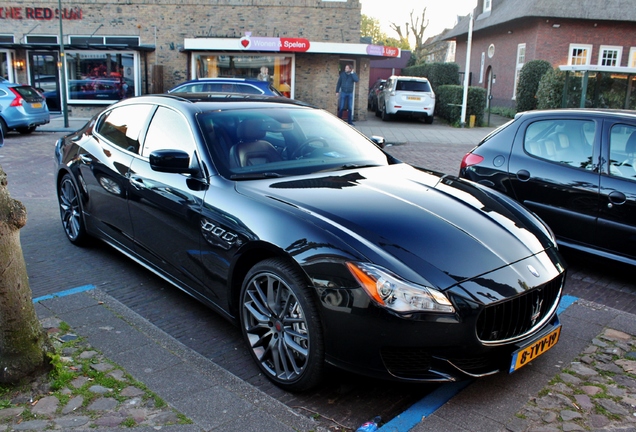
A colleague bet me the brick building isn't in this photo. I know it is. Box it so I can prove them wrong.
[0,0,400,119]
[443,0,636,109]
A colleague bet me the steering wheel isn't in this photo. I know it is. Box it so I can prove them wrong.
[292,137,329,159]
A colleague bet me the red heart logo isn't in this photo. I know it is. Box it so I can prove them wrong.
[241,39,249,48]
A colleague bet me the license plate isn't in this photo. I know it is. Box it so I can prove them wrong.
[32,103,42,108]
[406,96,421,101]
[510,325,561,373]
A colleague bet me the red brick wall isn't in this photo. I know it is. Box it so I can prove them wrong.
[454,17,636,109]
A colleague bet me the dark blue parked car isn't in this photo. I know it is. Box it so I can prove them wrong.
[168,77,283,96]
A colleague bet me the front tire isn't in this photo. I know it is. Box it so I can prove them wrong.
[239,258,324,392]
[57,173,89,246]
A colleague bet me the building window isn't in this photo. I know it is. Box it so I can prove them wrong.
[483,0,492,13]
[479,52,485,84]
[193,53,294,98]
[25,35,58,44]
[599,46,622,67]
[69,36,140,47]
[628,48,636,68]
[64,51,138,104]
[512,43,526,99]
[569,44,593,66]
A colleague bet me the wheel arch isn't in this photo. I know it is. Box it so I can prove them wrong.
[227,242,314,319]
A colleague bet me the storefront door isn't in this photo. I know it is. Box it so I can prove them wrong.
[29,52,60,111]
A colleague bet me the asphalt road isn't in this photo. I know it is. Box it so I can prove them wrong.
[1,120,635,430]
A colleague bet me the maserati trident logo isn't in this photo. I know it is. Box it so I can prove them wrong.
[530,298,543,326]
[527,265,540,278]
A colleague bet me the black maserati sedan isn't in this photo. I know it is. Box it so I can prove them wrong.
[55,93,566,392]
[460,109,636,267]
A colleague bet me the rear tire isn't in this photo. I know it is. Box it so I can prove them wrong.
[239,258,324,392]
[0,118,7,137]
[381,104,392,122]
[17,126,36,134]
[57,173,89,246]
[424,116,434,124]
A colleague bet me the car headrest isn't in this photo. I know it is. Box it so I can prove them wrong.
[237,118,266,142]
[626,131,636,154]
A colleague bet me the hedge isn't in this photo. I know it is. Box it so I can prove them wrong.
[436,85,487,126]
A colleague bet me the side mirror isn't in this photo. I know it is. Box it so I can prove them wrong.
[149,149,197,174]
[370,135,385,149]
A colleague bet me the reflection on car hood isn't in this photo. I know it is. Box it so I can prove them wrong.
[236,164,556,288]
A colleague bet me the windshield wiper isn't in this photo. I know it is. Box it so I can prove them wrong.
[230,172,284,180]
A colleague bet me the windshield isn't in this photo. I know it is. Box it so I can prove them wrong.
[197,107,391,179]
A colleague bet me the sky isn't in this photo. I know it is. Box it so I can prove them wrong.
[360,0,477,43]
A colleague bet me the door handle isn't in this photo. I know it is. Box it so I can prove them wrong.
[129,176,146,190]
[607,190,626,207]
[516,169,531,182]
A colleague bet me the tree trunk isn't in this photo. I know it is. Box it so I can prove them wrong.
[0,165,53,384]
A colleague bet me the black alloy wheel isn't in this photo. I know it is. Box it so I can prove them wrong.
[58,174,88,245]
[240,258,324,392]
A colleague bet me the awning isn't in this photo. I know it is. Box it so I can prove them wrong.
[183,36,401,58]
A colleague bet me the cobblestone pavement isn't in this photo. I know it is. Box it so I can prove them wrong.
[0,317,186,432]
[511,320,636,432]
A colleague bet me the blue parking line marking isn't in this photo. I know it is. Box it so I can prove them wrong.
[379,294,579,431]
[32,284,95,303]
[558,294,577,315]
[378,380,473,431]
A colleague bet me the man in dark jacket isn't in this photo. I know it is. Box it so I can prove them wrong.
[335,64,359,125]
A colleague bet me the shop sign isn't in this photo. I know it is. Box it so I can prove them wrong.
[366,45,400,57]
[240,33,310,52]
[0,6,83,20]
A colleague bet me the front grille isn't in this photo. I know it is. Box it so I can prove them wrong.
[381,347,432,378]
[476,273,564,343]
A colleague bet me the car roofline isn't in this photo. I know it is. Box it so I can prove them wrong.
[130,92,314,108]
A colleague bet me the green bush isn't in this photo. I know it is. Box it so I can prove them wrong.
[536,68,565,110]
[402,63,460,90]
[516,60,552,112]
[436,85,487,126]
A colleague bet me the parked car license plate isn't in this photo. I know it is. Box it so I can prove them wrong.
[32,103,42,108]
[406,96,421,101]
[510,324,561,373]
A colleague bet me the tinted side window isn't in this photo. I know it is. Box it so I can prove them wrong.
[609,124,636,180]
[96,104,153,154]
[236,84,262,94]
[524,119,595,170]
[142,106,196,158]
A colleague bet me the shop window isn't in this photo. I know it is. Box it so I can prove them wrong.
[65,51,137,104]
[630,48,636,68]
[193,54,293,98]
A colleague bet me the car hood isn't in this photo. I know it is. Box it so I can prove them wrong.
[235,164,557,289]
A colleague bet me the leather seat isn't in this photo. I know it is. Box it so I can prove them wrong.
[230,118,282,167]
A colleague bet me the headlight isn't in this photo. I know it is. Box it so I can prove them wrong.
[346,262,455,314]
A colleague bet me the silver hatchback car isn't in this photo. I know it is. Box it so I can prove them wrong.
[0,81,50,135]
